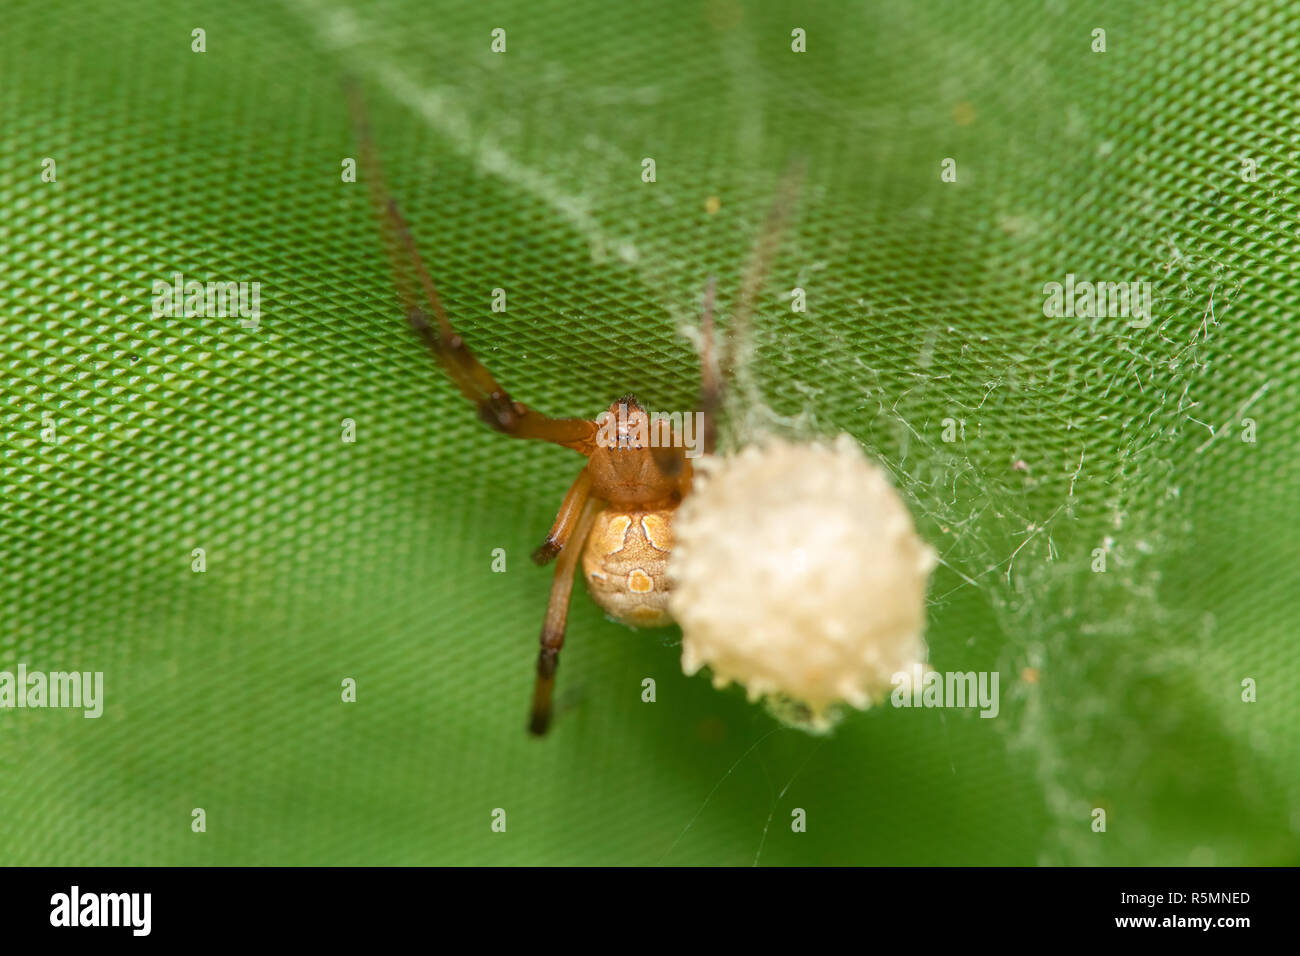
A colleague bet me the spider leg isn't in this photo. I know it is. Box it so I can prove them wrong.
[721,160,806,379]
[531,467,593,565]
[691,163,803,456]
[530,497,602,735]
[347,82,597,454]
[697,276,720,456]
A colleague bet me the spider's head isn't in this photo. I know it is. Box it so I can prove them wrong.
[588,395,690,508]
[603,395,649,449]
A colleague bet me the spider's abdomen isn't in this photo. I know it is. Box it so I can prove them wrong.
[581,508,675,628]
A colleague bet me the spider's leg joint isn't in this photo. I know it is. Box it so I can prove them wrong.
[531,538,561,565]
[407,308,432,333]
[478,395,528,432]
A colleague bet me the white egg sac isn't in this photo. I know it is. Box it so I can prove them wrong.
[668,434,936,730]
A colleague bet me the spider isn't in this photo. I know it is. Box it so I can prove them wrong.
[351,88,800,734]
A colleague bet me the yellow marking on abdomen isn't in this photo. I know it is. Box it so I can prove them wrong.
[581,508,675,628]
[592,513,632,555]
[640,513,672,552]
[627,568,654,593]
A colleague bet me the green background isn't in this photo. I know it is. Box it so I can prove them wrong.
[2,0,1297,865]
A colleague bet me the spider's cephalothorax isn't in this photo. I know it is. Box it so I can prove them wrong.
[351,84,798,734]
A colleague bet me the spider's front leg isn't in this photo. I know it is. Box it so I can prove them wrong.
[348,83,597,455]
[694,162,803,457]
[697,276,720,456]
[386,202,597,454]
[531,469,593,566]
[530,494,602,736]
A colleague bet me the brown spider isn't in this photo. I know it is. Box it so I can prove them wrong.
[351,89,799,734]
